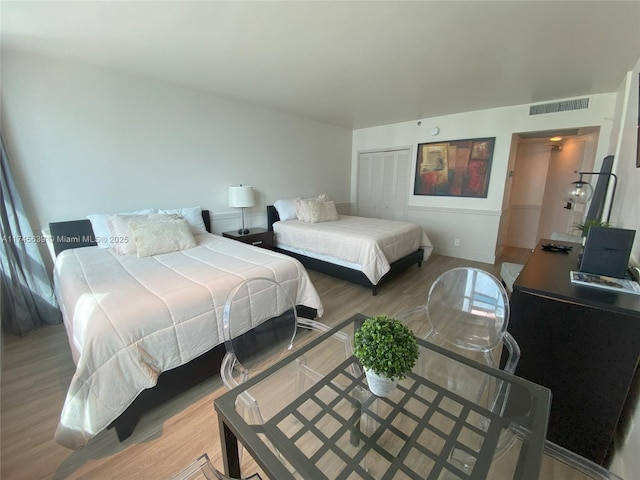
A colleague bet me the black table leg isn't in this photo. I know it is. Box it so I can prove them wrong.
[219,417,241,478]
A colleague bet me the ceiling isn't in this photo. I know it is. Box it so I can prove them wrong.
[2,1,639,130]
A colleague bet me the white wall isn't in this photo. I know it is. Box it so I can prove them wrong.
[504,142,550,249]
[537,136,597,241]
[352,95,616,263]
[0,48,352,264]
[607,54,640,480]
[610,60,640,266]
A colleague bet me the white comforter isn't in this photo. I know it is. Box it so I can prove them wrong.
[274,215,433,284]
[53,233,323,449]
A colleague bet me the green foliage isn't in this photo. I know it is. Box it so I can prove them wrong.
[353,315,419,381]
[571,219,611,237]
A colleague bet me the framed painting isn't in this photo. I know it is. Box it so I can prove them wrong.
[414,137,496,197]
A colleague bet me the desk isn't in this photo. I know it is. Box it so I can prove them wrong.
[215,313,551,479]
[509,239,640,465]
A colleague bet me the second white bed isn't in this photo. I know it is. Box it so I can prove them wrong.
[273,215,433,285]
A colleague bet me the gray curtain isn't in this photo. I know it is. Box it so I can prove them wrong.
[0,136,61,335]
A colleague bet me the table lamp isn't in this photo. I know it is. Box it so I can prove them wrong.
[228,185,254,235]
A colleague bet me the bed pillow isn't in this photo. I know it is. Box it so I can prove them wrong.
[157,206,207,235]
[308,200,339,223]
[294,198,309,222]
[294,194,329,222]
[129,218,197,257]
[108,213,180,255]
[274,199,299,221]
[87,208,156,248]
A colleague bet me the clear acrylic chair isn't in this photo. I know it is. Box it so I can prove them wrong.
[221,277,298,429]
[170,453,262,480]
[397,267,519,373]
[541,440,623,480]
[398,267,624,479]
[220,277,352,464]
[397,267,520,472]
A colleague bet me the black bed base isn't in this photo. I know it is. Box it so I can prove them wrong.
[275,247,423,296]
[107,304,317,442]
[266,205,423,295]
[108,342,225,441]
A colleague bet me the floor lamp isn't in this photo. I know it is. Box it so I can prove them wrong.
[563,171,618,223]
[228,185,255,235]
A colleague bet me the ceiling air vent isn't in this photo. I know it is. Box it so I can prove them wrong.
[529,98,589,115]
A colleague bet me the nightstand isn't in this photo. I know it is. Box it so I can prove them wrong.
[222,228,275,250]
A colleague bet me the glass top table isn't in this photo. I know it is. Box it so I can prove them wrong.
[214,313,551,479]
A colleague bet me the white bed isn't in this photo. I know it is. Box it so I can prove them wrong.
[53,232,323,449]
[267,204,432,294]
[273,215,432,284]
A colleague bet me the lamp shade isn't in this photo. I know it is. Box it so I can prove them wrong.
[228,185,255,208]
[563,180,593,205]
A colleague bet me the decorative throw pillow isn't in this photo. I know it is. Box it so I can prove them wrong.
[294,194,329,222]
[108,213,180,255]
[308,200,339,223]
[294,198,310,222]
[156,206,207,235]
[88,208,156,248]
[128,218,197,257]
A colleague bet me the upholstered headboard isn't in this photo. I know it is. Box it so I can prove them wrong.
[49,210,211,257]
[266,205,280,232]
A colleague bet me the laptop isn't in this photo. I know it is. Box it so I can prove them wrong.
[579,226,636,278]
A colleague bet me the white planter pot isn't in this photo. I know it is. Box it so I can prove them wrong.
[364,368,398,397]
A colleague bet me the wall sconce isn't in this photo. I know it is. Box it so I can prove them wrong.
[563,171,617,223]
[228,185,255,234]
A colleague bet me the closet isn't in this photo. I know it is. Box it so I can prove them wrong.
[357,148,411,221]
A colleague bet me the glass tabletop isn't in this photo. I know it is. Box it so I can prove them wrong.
[214,313,551,479]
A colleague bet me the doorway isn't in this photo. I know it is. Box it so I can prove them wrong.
[501,127,600,251]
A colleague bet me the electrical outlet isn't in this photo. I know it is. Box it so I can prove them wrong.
[454,238,461,247]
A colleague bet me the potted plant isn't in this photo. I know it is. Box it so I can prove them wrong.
[353,315,419,397]
[572,219,611,237]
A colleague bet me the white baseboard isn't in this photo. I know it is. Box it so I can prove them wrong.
[434,246,496,265]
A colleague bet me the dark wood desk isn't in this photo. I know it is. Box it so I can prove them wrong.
[509,239,640,465]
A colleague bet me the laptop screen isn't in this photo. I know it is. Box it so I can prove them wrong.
[579,226,635,278]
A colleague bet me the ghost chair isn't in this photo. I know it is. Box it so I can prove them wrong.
[397,267,520,473]
[220,277,352,467]
[170,452,262,480]
[398,267,625,479]
[541,440,623,480]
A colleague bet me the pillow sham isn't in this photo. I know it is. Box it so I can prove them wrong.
[308,200,339,223]
[108,213,180,255]
[129,218,197,257]
[294,194,329,222]
[87,208,156,248]
[293,198,309,222]
[274,199,298,221]
[157,206,207,235]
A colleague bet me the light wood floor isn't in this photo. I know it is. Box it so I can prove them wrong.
[1,251,540,479]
